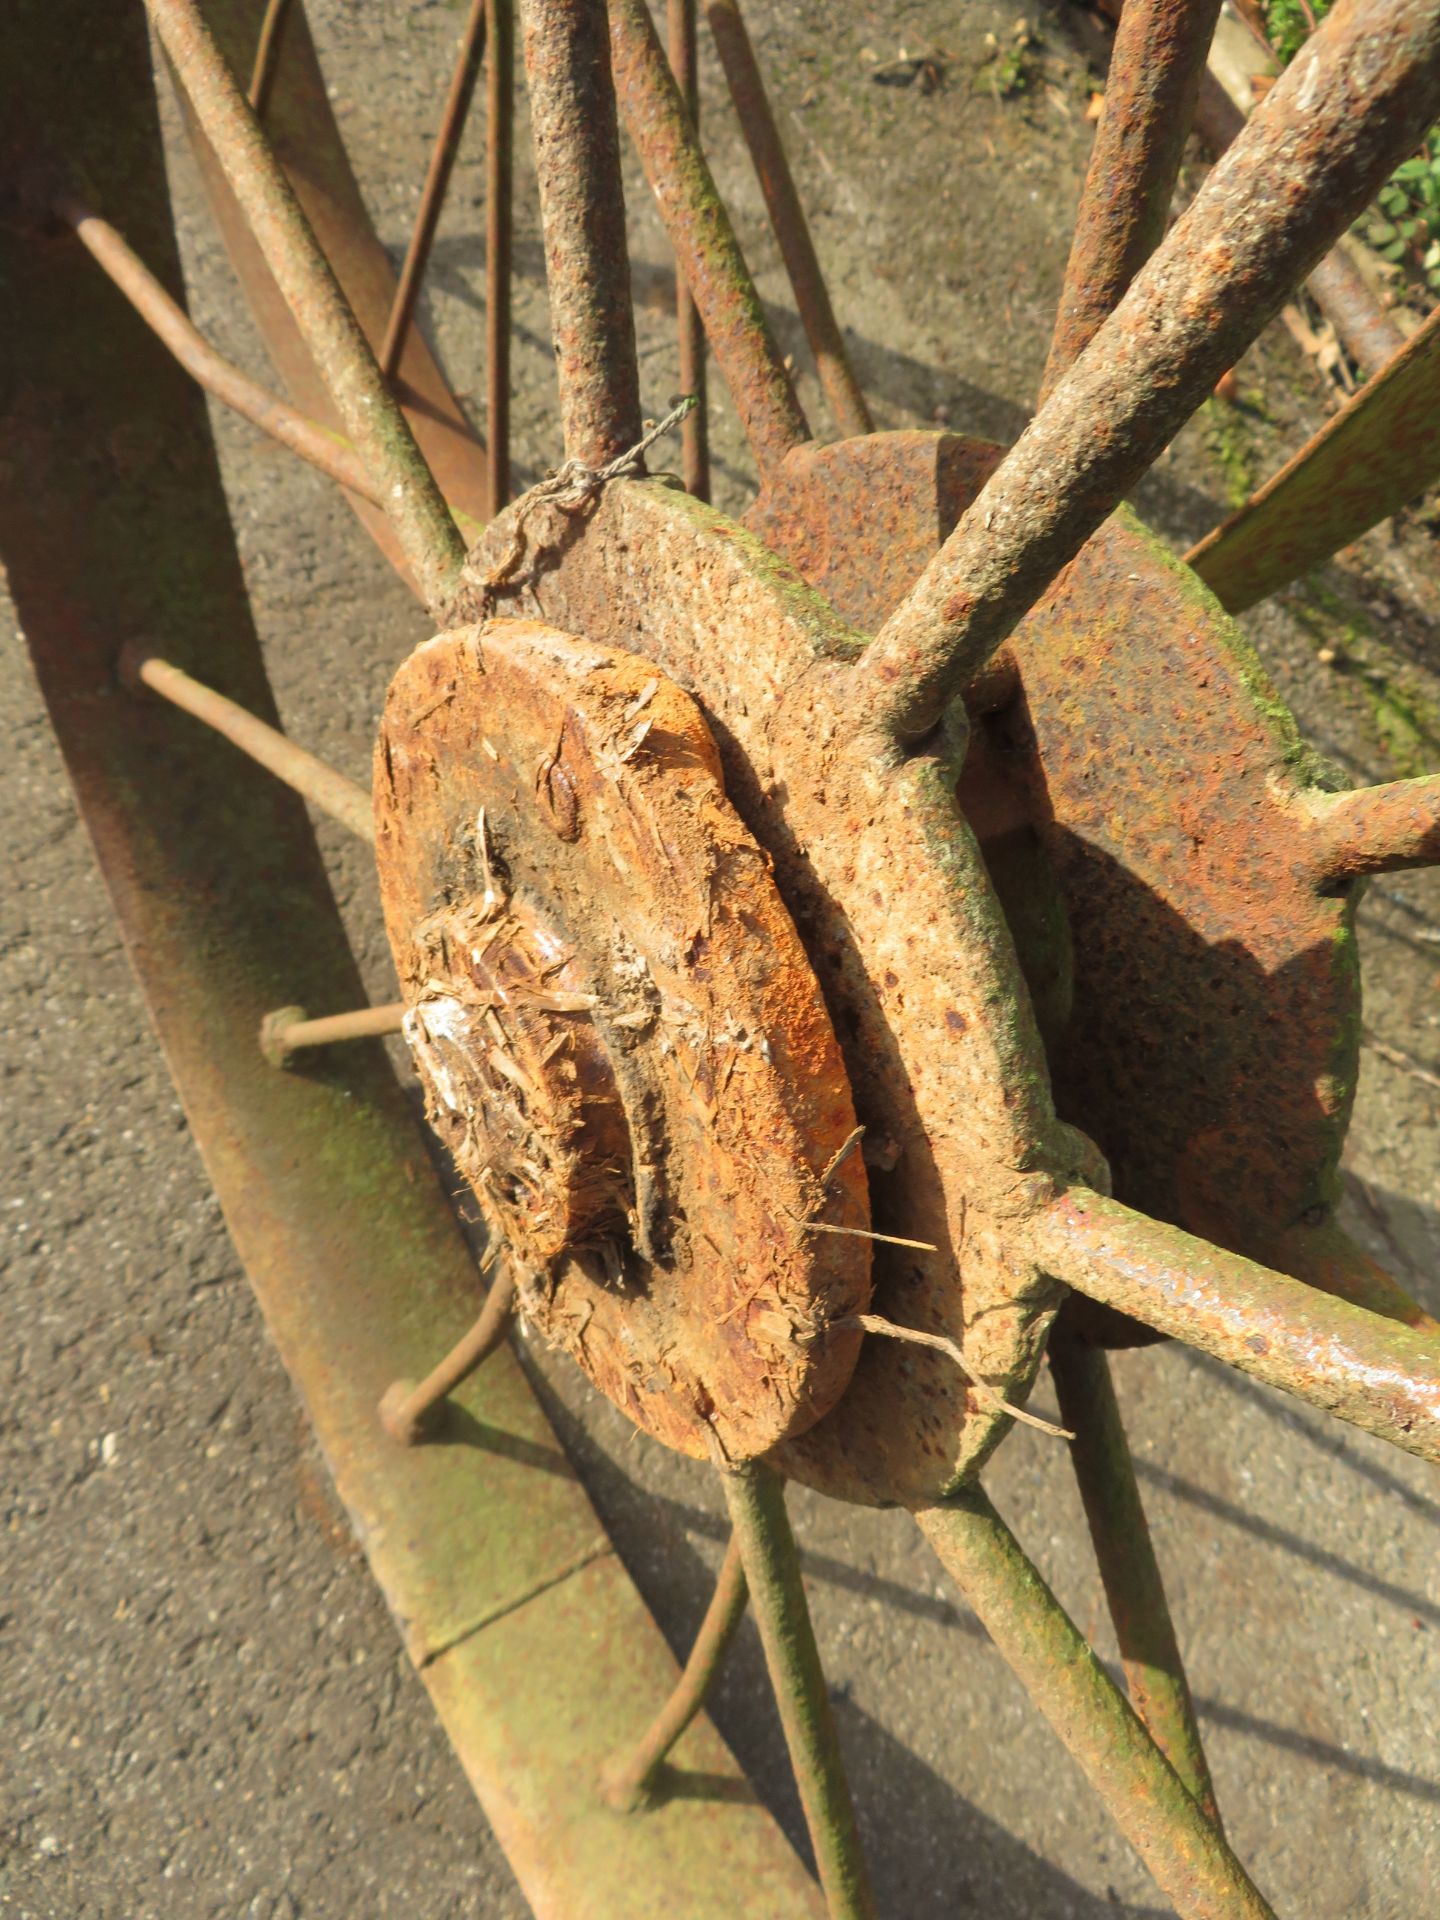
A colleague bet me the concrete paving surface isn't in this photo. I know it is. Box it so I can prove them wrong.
[4,3,1439,1915]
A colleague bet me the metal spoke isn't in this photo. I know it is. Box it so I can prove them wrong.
[602,1532,748,1810]
[1093,0,1407,383]
[1189,299,1440,613]
[849,0,1440,741]
[918,1492,1275,1920]
[380,0,488,384]
[145,0,468,616]
[1305,774,1440,883]
[668,0,711,499]
[54,194,381,507]
[1031,1188,1440,1465]
[721,1463,876,1920]
[608,0,809,481]
[486,0,515,511]
[1048,1316,1221,1825]
[520,0,642,465]
[1041,0,1221,398]
[1305,245,1408,383]
[120,646,374,845]
[260,1001,406,1064]
[379,1261,517,1444]
[246,0,296,117]
[705,0,871,439]
[184,0,491,548]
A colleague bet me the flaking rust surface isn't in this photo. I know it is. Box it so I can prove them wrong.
[463,481,1103,1507]
[374,617,868,1460]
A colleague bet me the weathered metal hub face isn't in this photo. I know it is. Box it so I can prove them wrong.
[746,432,1417,1330]
[402,894,632,1266]
[374,617,870,1461]
[462,482,1105,1508]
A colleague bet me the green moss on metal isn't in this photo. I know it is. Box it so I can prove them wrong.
[1127,504,1331,789]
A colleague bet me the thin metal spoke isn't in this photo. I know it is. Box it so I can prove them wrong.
[721,1463,876,1920]
[608,0,809,482]
[1188,299,1440,614]
[260,1001,406,1064]
[519,0,641,466]
[145,0,468,616]
[1041,0,1222,398]
[602,1532,748,1810]
[379,1262,517,1444]
[380,0,487,384]
[1047,1316,1221,1826]
[705,0,871,439]
[849,0,1440,741]
[668,0,711,499]
[1304,774,1440,884]
[486,0,515,511]
[120,646,374,845]
[1031,1188,1440,1465]
[1304,245,1408,382]
[55,194,381,507]
[918,1492,1275,1920]
[247,0,296,118]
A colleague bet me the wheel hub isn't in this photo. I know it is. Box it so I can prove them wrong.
[375,616,872,1461]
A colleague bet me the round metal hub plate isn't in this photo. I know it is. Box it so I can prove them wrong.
[374,617,870,1461]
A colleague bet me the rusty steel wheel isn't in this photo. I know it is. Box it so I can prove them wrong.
[7,0,1440,1914]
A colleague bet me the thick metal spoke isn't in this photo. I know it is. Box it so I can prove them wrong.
[1041,0,1222,398]
[918,1492,1275,1920]
[1031,1189,1440,1465]
[260,1001,406,1064]
[609,0,809,481]
[1304,774,1440,884]
[145,0,468,615]
[520,0,641,465]
[721,1463,875,1920]
[850,0,1440,741]
[120,647,374,844]
[55,194,380,506]
[1189,300,1440,613]
[668,0,711,499]
[705,0,871,439]
[246,0,296,117]
[380,0,488,384]
[379,1262,517,1444]
[486,0,515,511]
[602,1532,749,1810]
[1047,1316,1221,1825]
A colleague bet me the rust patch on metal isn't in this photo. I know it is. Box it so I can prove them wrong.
[746,431,1432,1339]
[464,482,1103,1507]
[375,619,869,1460]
